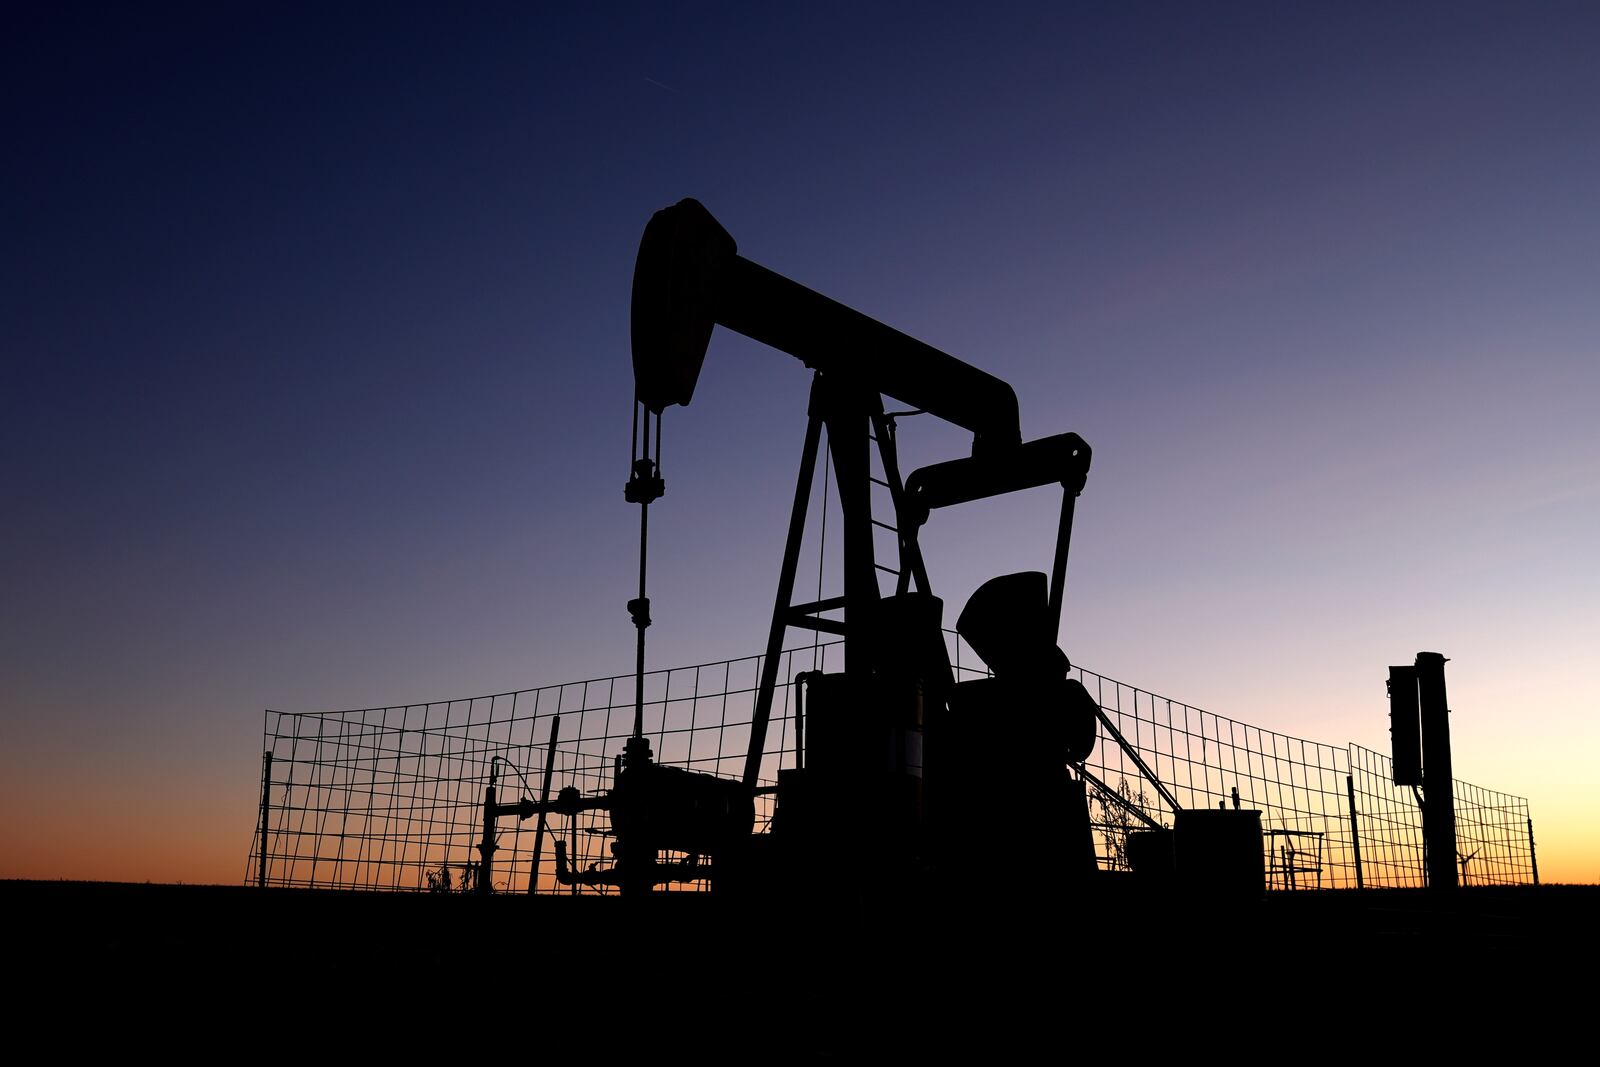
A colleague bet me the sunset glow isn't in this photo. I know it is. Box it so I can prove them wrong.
[3,4,1596,887]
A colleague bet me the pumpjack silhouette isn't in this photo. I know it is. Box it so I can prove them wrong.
[471,200,1266,906]
[532,198,1104,902]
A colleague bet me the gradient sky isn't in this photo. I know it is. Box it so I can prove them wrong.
[4,2,1596,884]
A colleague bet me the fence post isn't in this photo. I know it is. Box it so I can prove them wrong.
[1346,774,1364,889]
[257,750,272,889]
[1528,817,1539,886]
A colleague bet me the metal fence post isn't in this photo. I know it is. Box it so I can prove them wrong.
[1528,817,1539,886]
[1346,774,1364,889]
[258,749,272,889]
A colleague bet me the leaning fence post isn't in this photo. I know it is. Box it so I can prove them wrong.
[258,749,273,889]
[1528,817,1539,886]
[1346,774,1364,889]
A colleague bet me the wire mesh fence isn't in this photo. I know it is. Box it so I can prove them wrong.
[247,638,1536,893]
[247,643,842,894]
[1077,672,1359,888]
[1346,743,1535,889]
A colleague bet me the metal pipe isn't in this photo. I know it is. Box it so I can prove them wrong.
[527,713,561,895]
[1416,651,1457,890]
[1092,706,1182,816]
[257,750,272,889]
[476,762,499,895]
[794,673,807,771]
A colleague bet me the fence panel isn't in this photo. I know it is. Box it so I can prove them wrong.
[247,640,1533,892]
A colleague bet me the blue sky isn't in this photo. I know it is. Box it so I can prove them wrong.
[3,2,1596,881]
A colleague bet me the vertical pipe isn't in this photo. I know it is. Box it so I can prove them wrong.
[1346,774,1364,889]
[258,750,273,889]
[634,493,650,740]
[476,763,498,895]
[794,674,806,771]
[1528,818,1540,886]
[1415,651,1457,890]
[632,409,654,741]
[1411,783,1429,887]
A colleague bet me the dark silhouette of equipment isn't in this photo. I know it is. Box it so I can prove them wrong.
[464,201,1295,901]
[474,758,536,894]
[937,571,1101,887]
[631,199,1022,457]
[1387,664,1423,786]
[495,197,1102,899]
[1388,651,1458,889]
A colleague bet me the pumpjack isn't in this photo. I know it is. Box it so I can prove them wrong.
[507,199,1103,900]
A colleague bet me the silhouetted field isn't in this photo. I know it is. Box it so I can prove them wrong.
[9,878,1590,1049]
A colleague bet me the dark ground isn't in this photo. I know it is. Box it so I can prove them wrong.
[7,878,1592,1053]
